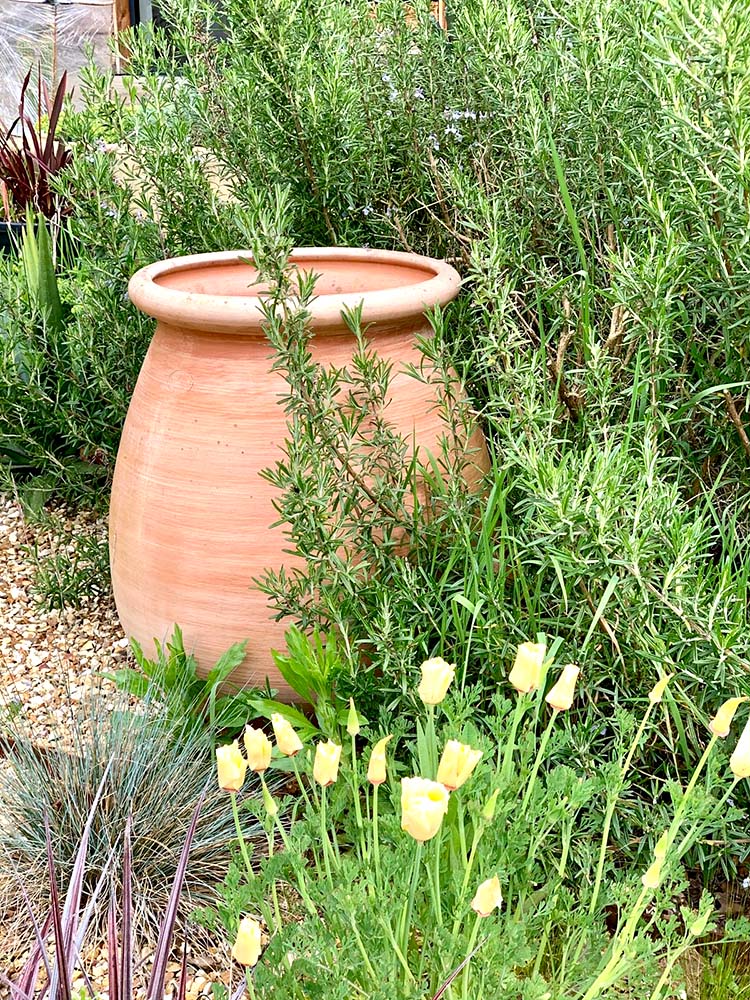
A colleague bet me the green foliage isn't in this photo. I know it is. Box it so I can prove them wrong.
[241,200,750,875]
[0,228,143,498]
[0,0,749,880]
[19,210,63,335]
[107,625,256,736]
[4,0,750,500]
[109,622,355,744]
[695,921,750,1000]
[267,626,352,739]
[204,667,732,998]
[26,512,110,610]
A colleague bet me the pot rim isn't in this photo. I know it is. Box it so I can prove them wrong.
[127,247,462,335]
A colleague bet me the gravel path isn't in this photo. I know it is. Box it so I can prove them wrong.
[0,495,232,996]
[0,495,128,744]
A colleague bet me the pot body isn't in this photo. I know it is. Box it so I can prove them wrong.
[110,248,487,700]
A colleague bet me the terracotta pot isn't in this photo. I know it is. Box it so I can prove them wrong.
[110,247,487,700]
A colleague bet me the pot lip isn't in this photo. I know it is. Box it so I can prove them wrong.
[127,247,462,335]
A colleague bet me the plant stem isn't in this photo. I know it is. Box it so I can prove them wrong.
[372,783,382,886]
[261,776,317,918]
[400,841,424,980]
[646,939,693,1000]
[675,776,739,858]
[461,915,482,1000]
[580,884,650,1000]
[231,792,255,883]
[320,785,334,884]
[380,915,417,984]
[622,703,653,776]
[521,710,558,812]
[588,788,620,919]
[245,970,258,1000]
[433,829,443,926]
[533,818,572,976]
[267,825,282,932]
[457,800,467,865]
[349,911,378,981]
[499,694,527,780]
[666,734,719,845]
[451,823,483,938]
[292,755,313,812]
[583,733,720,1000]
[590,704,654,917]
[351,730,366,861]
[427,704,438,779]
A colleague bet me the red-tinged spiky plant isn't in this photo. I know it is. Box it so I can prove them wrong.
[0,67,73,222]
[1,777,244,1000]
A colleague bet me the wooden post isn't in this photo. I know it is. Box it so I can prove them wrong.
[437,0,447,31]
[113,0,131,69]
[114,0,131,34]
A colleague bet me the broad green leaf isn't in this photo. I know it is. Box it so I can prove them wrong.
[204,641,249,688]
[246,696,318,741]
[103,669,151,699]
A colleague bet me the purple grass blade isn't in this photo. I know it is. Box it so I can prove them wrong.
[42,73,67,164]
[17,888,54,981]
[231,977,248,1000]
[0,971,33,1000]
[7,907,53,999]
[430,937,486,1000]
[45,815,73,1000]
[36,64,41,133]
[76,964,97,999]
[3,117,21,144]
[0,152,32,200]
[69,855,115,992]
[62,764,111,939]
[21,116,44,164]
[48,763,112,998]
[17,68,31,123]
[13,946,45,998]
[146,792,205,1000]
[120,818,133,1000]
[176,940,188,1000]
[108,890,120,1000]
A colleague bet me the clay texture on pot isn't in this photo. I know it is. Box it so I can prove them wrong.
[110,248,487,700]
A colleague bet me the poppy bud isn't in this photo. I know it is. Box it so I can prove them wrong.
[400,777,449,842]
[272,713,304,757]
[417,657,455,705]
[546,664,580,711]
[232,916,263,966]
[313,740,342,786]
[244,726,272,773]
[216,740,247,793]
[436,740,483,791]
[470,876,503,917]
[508,642,546,694]
[367,735,393,785]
